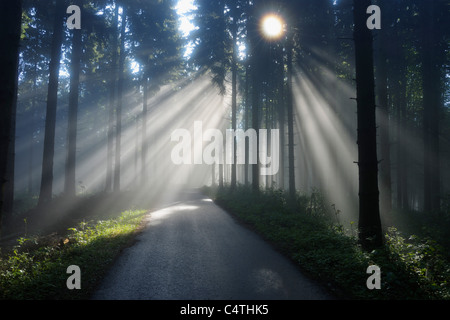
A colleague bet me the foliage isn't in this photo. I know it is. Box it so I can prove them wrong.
[0,209,147,300]
[209,185,450,299]
[385,227,450,299]
[190,0,232,94]
[129,0,184,85]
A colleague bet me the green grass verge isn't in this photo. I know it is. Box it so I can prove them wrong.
[0,209,147,300]
[207,185,450,300]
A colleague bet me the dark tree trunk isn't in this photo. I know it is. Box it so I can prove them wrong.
[64,4,83,198]
[219,162,224,189]
[244,65,250,186]
[251,62,260,192]
[0,0,22,231]
[286,36,296,201]
[212,163,216,187]
[28,62,39,195]
[230,15,238,189]
[141,76,148,186]
[105,5,119,192]
[395,71,408,211]
[422,1,441,213]
[277,46,285,191]
[353,0,383,249]
[28,106,35,195]
[249,26,261,192]
[375,9,392,216]
[38,0,65,206]
[4,73,17,220]
[114,5,127,192]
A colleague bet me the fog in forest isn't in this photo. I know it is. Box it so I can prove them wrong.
[3,0,450,241]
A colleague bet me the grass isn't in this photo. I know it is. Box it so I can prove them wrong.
[0,208,147,300]
[206,185,450,300]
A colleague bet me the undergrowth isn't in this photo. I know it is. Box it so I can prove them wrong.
[207,185,450,300]
[0,209,147,300]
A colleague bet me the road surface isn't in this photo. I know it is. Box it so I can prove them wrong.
[92,189,333,300]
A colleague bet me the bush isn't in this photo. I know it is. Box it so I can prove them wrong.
[385,227,450,299]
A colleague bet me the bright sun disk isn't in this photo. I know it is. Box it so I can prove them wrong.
[261,14,284,39]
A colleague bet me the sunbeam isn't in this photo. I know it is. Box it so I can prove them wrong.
[291,64,359,223]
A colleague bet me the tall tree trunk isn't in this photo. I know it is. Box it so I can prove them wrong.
[219,161,224,188]
[353,0,383,249]
[105,4,119,192]
[395,72,408,211]
[422,1,441,213]
[64,4,83,198]
[0,0,22,231]
[38,0,65,206]
[4,72,18,219]
[28,62,39,195]
[251,65,260,192]
[134,114,138,185]
[250,17,260,192]
[114,5,126,192]
[375,9,391,216]
[230,16,238,189]
[28,109,35,195]
[286,36,295,201]
[244,64,250,186]
[141,76,148,186]
[277,46,285,191]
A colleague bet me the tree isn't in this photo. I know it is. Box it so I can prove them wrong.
[353,0,383,249]
[247,6,261,192]
[191,0,230,94]
[64,0,83,198]
[229,4,239,189]
[103,1,128,193]
[129,0,183,186]
[17,2,50,198]
[64,0,110,197]
[105,3,120,192]
[421,0,446,213]
[0,0,22,231]
[286,31,295,200]
[191,0,243,188]
[113,4,127,192]
[38,0,66,206]
[375,0,392,216]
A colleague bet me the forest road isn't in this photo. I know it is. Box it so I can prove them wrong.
[91,188,334,300]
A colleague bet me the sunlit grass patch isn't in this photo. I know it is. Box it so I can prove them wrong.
[0,209,147,300]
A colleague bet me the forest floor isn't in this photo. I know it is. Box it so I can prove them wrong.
[0,191,152,299]
[1,189,159,250]
[1,186,450,300]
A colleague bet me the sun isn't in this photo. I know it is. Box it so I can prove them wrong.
[261,14,285,40]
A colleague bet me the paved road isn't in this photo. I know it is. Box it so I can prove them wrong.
[92,189,333,300]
